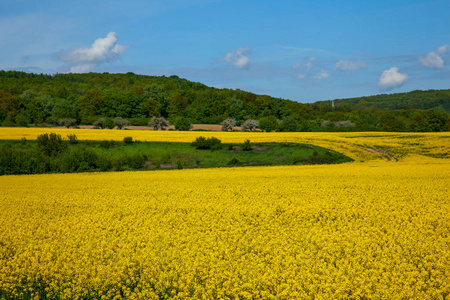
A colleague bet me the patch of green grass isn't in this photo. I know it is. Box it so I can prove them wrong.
[0,139,353,175]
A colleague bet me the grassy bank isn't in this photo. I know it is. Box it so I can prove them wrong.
[0,135,352,175]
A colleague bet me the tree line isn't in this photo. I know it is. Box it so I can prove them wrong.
[0,70,449,132]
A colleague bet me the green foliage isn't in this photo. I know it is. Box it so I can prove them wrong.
[126,153,147,169]
[104,117,115,129]
[123,137,133,145]
[227,157,241,166]
[36,133,67,157]
[279,116,298,132]
[67,134,78,144]
[174,117,192,131]
[241,139,252,151]
[191,136,222,150]
[0,71,448,132]
[258,116,278,132]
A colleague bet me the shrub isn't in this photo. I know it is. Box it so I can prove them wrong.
[67,134,78,144]
[174,117,192,131]
[114,117,130,129]
[100,140,114,149]
[148,116,170,130]
[279,117,298,132]
[123,137,133,145]
[221,118,236,131]
[37,133,67,157]
[191,136,222,150]
[227,157,241,166]
[104,117,115,129]
[127,153,146,169]
[59,118,77,128]
[241,119,259,132]
[259,116,278,132]
[242,139,252,151]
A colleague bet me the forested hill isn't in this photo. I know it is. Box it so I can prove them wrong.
[317,89,450,113]
[0,70,449,132]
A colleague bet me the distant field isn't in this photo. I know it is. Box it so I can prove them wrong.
[0,129,449,299]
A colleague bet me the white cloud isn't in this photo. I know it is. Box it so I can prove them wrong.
[419,45,449,69]
[314,69,330,80]
[335,59,366,71]
[58,32,130,73]
[378,67,408,89]
[292,57,316,80]
[223,46,251,69]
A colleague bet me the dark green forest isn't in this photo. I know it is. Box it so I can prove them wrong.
[0,70,449,132]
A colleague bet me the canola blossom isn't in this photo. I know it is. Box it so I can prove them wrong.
[0,128,449,299]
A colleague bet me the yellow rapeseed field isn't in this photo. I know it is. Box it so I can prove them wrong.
[0,128,449,299]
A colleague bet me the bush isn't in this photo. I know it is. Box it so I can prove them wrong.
[174,117,192,131]
[123,136,133,145]
[59,118,77,128]
[67,134,78,144]
[221,118,236,131]
[191,136,222,150]
[148,116,170,130]
[259,116,278,132]
[114,117,130,129]
[241,139,252,151]
[37,133,67,157]
[279,117,298,132]
[227,157,241,166]
[126,153,146,169]
[241,119,259,132]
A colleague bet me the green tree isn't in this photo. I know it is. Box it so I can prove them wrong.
[258,116,278,132]
[37,133,67,157]
[279,116,298,132]
[174,117,192,131]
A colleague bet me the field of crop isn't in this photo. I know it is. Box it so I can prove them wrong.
[1,128,449,299]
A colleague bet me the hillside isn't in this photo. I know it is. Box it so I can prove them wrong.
[0,70,449,132]
[317,89,450,113]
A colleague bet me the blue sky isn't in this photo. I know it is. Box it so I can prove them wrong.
[1,0,449,103]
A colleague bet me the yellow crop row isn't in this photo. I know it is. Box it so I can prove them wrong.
[1,160,449,299]
[0,127,449,162]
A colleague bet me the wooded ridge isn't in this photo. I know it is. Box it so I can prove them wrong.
[1,70,449,132]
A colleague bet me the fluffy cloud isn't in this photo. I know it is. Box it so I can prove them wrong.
[223,46,251,69]
[419,45,449,69]
[314,69,330,80]
[335,59,366,71]
[59,32,130,73]
[378,67,408,89]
